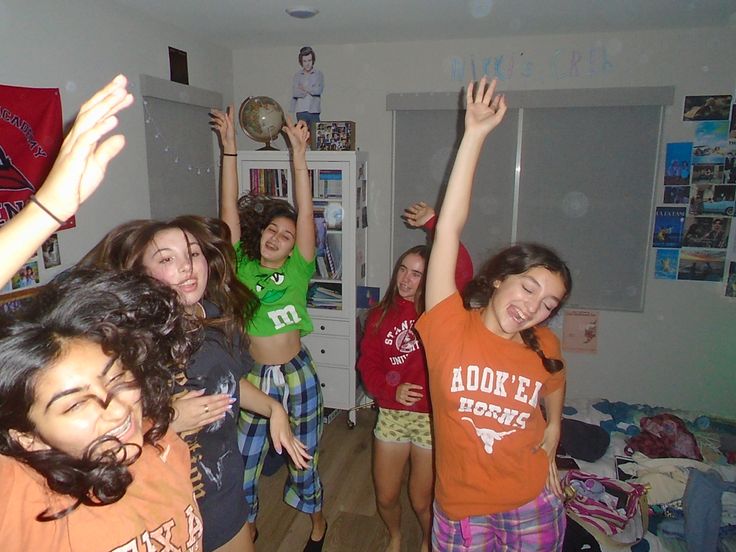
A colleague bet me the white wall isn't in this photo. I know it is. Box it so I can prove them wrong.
[0,0,232,272]
[233,28,736,417]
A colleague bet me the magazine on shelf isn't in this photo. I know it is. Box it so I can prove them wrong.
[308,282,342,309]
[317,169,342,198]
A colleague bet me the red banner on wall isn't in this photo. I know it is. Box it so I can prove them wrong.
[0,84,73,228]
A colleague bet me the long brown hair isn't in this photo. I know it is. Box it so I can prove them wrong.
[368,245,428,332]
[80,215,257,342]
[462,243,572,373]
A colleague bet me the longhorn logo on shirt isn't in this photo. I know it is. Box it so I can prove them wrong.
[462,417,516,454]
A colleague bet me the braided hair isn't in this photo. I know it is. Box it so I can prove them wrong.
[461,243,572,373]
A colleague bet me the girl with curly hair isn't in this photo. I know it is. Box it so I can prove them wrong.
[211,107,327,551]
[416,78,573,551]
[80,215,311,552]
[0,268,203,550]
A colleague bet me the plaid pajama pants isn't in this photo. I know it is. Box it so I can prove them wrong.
[238,346,324,522]
[432,487,566,551]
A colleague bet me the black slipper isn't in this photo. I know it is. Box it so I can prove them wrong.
[302,522,327,552]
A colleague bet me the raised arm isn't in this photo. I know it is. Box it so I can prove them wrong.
[0,75,133,288]
[282,118,315,261]
[424,77,507,310]
[210,106,241,244]
[403,201,475,291]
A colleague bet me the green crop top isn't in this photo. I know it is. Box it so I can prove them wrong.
[234,242,315,337]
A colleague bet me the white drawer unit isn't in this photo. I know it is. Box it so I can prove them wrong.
[303,334,350,366]
[314,366,351,410]
[309,317,349,337]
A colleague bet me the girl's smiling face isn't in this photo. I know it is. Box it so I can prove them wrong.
[141,228,208,308]
[484,266,566,340]
[396,253,425,302]
[21,339,143,460]
[259,216,296,268]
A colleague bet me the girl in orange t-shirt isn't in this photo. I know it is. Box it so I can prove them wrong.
[416,77,573,551]
[0,268,204,551]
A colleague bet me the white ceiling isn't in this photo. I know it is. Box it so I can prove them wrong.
[110,0,736,50]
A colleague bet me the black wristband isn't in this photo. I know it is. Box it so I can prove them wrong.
[222,153,237,157]
[29,195,65,225]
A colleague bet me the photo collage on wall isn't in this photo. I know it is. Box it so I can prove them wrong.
[653,93,736,297]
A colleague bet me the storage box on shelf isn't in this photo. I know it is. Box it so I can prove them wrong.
[237,150,369,427]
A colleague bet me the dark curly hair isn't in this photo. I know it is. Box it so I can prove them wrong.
[0,268,199,520]
[461,243,572,373]
[236,192,297,261]
[79,215,258,344]
[368,245,428,332]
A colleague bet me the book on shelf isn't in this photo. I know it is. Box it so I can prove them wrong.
[326,233,342,279]
[316,256,330,279]
[249,168,288,197]
[308,283,342,309]
[317,169,342,199]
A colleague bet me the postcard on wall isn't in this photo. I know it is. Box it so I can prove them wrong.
[726,262,736,297]
[729,105,736,144]
[655,249,679,280]
[663,185,689,205]
[677,247,726,282]
[356,286,380,309]
[652,207,686,248]
[664,142,693,186]
[683,95,732,122]
[562,310,599,353]
[682,216,730,249]
[42,233,61,269]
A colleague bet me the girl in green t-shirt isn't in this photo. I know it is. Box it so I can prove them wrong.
[212,107,327,552]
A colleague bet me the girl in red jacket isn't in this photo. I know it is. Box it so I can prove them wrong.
[357,202,472,552]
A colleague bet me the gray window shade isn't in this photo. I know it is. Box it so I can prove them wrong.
[393,109,518,270]
[391,88,669,311]
[517,105,662,311]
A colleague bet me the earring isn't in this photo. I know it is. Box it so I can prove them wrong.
[493,280,501,288]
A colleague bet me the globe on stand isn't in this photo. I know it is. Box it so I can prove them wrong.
[238,96,285,151]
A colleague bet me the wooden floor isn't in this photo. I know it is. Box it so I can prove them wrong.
[254,408,423,552]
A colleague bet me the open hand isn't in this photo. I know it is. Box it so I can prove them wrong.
[209,106,236,153]
[268,406,312,469]
[464,76,507,138]
[282,116,310,155]
[402,201,435,228]
[171,389,235,433]
[35,74,134,222]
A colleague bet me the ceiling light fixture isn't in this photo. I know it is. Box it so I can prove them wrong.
[286,6,319,19]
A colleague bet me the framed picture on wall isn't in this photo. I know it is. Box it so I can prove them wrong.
[0,286,42,316]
